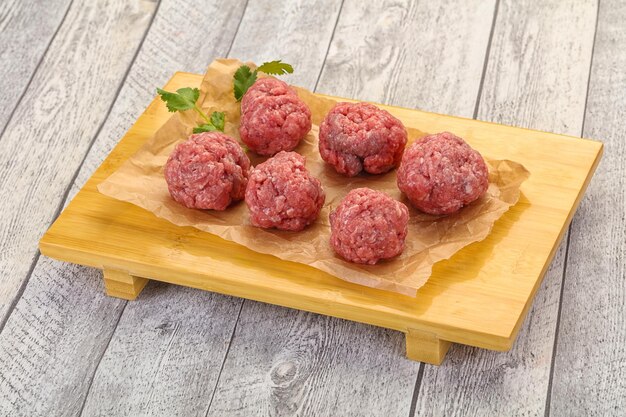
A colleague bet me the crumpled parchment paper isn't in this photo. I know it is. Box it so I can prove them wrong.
[98,59,530,296]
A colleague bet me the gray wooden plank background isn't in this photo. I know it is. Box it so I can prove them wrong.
[415,1,597,415]
[0,0,623,416]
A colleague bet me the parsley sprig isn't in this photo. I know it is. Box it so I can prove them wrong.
[156,87,225,133]
[233,60,294,101]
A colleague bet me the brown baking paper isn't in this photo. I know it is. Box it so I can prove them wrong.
[98,59,530,296]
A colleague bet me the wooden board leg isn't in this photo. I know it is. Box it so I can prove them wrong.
[405,328,452,365]
[103,268,148,300]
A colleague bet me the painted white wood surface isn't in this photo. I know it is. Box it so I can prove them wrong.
[0,0,157,323]
[0,0,624,415]
[81,283,242,417]
[226,0,344,89]
[0,260,126,416]
[550,0,626,414]
[0,1,158,415]
[414,1,598,416]
[315,0,496,117]
[208,303,416,417]
[0,0,71,132]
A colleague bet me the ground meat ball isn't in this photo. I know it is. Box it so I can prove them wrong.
[319,102,408,177]
[164,132,251,210]
[397,132,489,215]
[245,151,325,231]
[329,188,409,265]
[239,78,312,156]
[240,77,297,114]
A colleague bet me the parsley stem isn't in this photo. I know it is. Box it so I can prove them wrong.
[193,104,211,124]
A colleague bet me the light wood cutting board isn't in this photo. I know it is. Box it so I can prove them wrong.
[39,72,602,365]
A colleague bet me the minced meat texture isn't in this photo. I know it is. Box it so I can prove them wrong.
[239,78,312,156]
[164,132,251,210]
[245,151,325,231]
[329,188,409,264]
[319,102,408,177]
[397,131,489,215]
[240,77,297,114]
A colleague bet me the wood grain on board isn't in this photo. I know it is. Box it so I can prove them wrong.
[550,0,626,414]
[40,71,601,350]
[414,1,598,416]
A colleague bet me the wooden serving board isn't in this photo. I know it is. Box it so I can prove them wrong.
[39,72,602,365]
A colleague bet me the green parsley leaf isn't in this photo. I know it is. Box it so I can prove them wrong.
[193,124,218,134]
[256,60,294,76]
[233,60,294,101]
[157,86,227,134]
[156,87,200,112]
[210,111,225,131]
[233,65,257,101]
[191,112,225,133]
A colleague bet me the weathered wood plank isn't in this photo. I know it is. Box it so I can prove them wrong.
[0,1,157,415]
[208,303,415,417]
[0,0,71,133]
[550,0,626,414]
[315,0,496,117]
[414,1,597,415]
[226,0,343,89]
[0,0,157,323]
[81,284,241,417]
[415,247,568,416]
[0,259,126,416]
[207,1,496,415]
[0,0,247,415]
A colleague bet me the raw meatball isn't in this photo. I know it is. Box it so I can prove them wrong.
[245,151,325,231]
[164,132,251,210]
[397,131,489,215]
[240,77,297,114]
[240,78,312,156]
[330,188,409,265]
[319,102,408,177]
